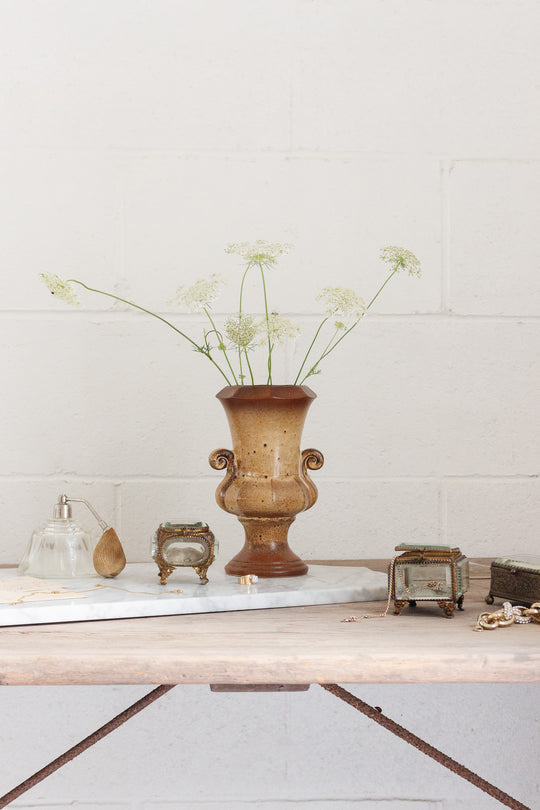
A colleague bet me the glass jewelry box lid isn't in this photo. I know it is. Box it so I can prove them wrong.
[493,555,540,573]
[395,543,463,557]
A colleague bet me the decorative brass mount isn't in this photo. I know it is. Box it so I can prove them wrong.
[153,522,216,586]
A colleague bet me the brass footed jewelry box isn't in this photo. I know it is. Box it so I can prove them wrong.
[151,521,216,585]
[389,543,469,618]
[486,556,540,606]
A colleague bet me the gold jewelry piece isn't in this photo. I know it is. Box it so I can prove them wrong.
[9,589,64,605]
[473,601,540,631]
[238,574,258,585]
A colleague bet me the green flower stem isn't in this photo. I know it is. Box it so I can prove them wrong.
[243,348,255,385]
[257,261,273,385]
[299,315,368,384]
[203,307,239,385]
[296,266,401,384]
[237,263,253,384]
[267,342,274,385]
[365,266,399,310]
[237,344,243,384]
[201,329,236,385]
[67,279,232,385]
[299,326,342,383]
[293,316,329,385]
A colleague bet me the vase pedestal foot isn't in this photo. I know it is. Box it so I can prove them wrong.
[224,516,308,578]
[225,555,308,578]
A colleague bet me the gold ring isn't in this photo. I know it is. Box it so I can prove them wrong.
[477,613,499,630]
[496,616,515,627]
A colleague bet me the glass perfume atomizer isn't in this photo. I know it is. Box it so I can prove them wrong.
[19,494,126,579]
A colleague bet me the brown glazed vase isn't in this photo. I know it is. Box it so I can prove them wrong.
[209,385,324,577]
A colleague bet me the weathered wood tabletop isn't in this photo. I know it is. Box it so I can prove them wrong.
[1,560,538,686]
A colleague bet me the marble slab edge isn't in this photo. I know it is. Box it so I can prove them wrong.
[0,564,388,627]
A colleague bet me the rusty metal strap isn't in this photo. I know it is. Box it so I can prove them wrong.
[0,682,531,809]
[321,683,530,810]
[0,684,175,808]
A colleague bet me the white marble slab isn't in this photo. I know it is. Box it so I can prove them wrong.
[0,563,387,626]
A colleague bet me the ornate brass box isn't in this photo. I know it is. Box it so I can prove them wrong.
[151,521,216,585]
[486,557,540,606]
[389,543,469,618]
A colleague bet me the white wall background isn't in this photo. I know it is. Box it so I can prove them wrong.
[0,1,539,808]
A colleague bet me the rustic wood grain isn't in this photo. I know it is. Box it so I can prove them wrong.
[0,559,537,686]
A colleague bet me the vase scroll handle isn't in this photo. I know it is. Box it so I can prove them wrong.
[301,448,324,511]
[209,448,237,510]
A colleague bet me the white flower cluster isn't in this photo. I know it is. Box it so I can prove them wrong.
[40,273,79,306]
[225,240,294,265]
[225,314,258,348]
[264,313,299,344]
[226,312,299,348]
[380,246,421,276]
[316,286,366,320]
[170,274,225,311]
[37,239,421,387]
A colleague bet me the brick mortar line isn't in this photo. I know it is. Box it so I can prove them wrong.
[440,159,452,312]
[0,474,537,483]
[2,312,540,321]
[438,478,447,546]
[1,146,539,160]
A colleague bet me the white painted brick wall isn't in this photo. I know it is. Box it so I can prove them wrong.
[0,0,539,807]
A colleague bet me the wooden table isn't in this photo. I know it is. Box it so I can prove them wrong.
[0,560,538,810]
[1,560,538,686]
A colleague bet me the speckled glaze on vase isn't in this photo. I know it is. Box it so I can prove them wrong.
[209,385,324,577]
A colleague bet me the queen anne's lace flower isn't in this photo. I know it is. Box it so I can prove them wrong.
[262,313,299,344]
[38,239,421,387]
[40,273,79,306]
[317,286,366,320]
[170,274,225,311]
[380,246,421,276]
[225,314,258,348]
[225,240,294,265]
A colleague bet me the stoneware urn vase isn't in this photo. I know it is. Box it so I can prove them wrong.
[209,385,324,577]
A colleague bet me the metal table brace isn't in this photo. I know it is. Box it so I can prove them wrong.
[0,683,529,810]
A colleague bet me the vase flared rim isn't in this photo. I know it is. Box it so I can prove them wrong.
[217,384,316,402]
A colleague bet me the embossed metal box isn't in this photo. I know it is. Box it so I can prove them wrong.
[152,521,216,586]
[389,543,469,618]
[486,556,540,606]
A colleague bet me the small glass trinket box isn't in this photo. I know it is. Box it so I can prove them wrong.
[151,521,217,585]
[486,556,540,606]
[389,543,469,618]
